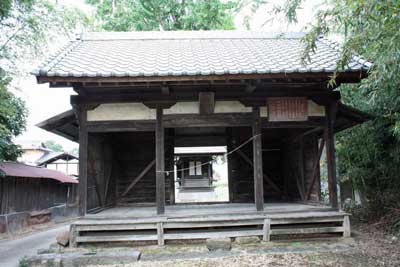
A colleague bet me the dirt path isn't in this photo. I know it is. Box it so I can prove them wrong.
[0,224,69,267]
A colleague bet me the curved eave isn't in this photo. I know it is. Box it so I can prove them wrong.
[36,109,79,142]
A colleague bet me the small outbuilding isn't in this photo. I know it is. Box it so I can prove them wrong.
[176,154,214,191]
[0,162,78,233]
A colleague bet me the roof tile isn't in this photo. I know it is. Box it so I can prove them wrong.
[33,31,371,79]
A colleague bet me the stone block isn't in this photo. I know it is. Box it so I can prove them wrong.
[56,231,70,247]
[37,248,56,255]
[27,250,141,266]
[235,236,261,245]
[206,238,232,251]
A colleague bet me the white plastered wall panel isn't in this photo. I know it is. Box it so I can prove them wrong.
[307,100,325,116]
[164,102,199,114]
[87,103,156,121]
[260,106,268,118]
[87,101,260,121]
[214,101,252,113]
[86,100,324,121]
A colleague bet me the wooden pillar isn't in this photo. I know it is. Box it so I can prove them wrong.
[208,162,212,186]
[325,103,338,209]
[262,218,271,242]
[156,107,165,215]
[226,128,234,203]
[78,107,88,216]
[167,129,175,205]
[252,107,264,211]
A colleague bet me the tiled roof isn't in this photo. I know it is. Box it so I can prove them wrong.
[33,31,371,79]
[36,151,78,166]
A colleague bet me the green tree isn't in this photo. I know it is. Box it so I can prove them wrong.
[266,0,400,220]
[43,140,64,152]
[0,0,88,161]
[86,0,237,31]
[0,80,27,161]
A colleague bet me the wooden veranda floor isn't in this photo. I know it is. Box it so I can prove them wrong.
[85,202,335,219]
[70,203,351,247]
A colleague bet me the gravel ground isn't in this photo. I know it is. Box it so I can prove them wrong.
[88,223,400,267]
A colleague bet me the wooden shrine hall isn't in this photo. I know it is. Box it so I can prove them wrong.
[35,31,371,246]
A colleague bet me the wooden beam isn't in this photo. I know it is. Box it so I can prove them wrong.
[262,218,271,242]
[167,133,175,205]
[235,149,281,194]
[343,215,351,237]
[198,92,215,115]
[288,127,323,144]
[157,222,165,246]
[70,90,341,105]
[174,135,226,147]
[89,160,104,208]
[325,103,339,209]
[252,107,264,211]
[39,70,367,85]
[103,144,113,205]
[245,84,256,94]
[298,138,306,201]
[306,138,325,200]
[161,85,170,95]
[69,224,77,248]
[226,129,235,203]
[84,115,326,133]
[156,107,165,215]
[142,101,176,109]
[121,159,156,197]
[77,106,88,216]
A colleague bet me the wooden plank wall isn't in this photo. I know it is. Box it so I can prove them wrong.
[87,133,117,211]
[303,134,321,201]
[0,177,73,215]
[87,134,104,211]
[281,133,321,201]
[107,132,174,205]
[227,127,255,202]
[228,127,283,202]
[85,127,320,208]
[86,131,175,210]
[228,127,321,203]
[165,129,175,204]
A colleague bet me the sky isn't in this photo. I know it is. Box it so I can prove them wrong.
[14,0,322,151]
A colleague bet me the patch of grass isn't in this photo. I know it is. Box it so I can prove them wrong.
[290,241,302,247]
[307,254,320,261]
[18,256,28,267]
[306,254,322,267]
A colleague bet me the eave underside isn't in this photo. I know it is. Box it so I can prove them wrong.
[37,71,367,88]
[37,104,370,143]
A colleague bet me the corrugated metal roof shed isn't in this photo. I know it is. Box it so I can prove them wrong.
[0,162,78,183]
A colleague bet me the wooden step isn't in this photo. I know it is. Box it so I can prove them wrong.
[76,234,158,243]
[70,213,350,247]
[272,226,344,235]
[164,229,263,240]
